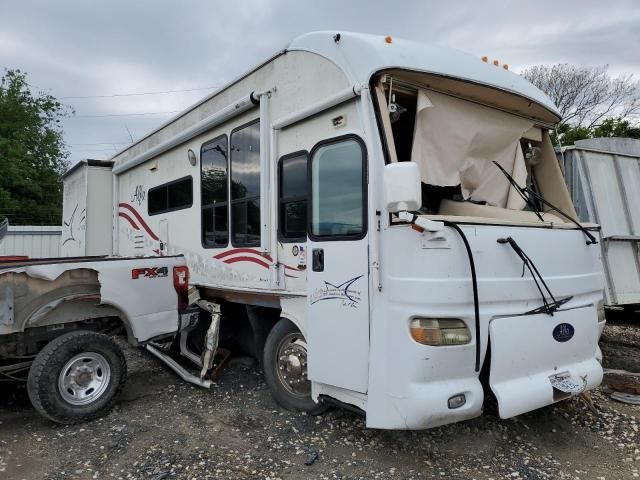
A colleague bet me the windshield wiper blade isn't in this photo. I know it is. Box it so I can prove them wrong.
[491,162,545,222]
[499,236,560,315]
[492,161,597,245]
[524,296,573,315]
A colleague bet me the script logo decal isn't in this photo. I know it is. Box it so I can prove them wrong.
[310,275,363,309]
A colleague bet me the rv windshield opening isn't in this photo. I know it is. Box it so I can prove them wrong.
[378,75,578,225]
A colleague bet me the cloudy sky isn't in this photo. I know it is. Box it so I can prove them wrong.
[2,0,639,167]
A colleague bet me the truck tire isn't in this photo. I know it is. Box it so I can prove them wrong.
[263,318,326,414]
[27,330,126,424]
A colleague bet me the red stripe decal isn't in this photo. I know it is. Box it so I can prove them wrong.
[118,203,159,241]
[283,265,300,271]
[284,273,299,278]
[223,256,270,269]
[214,248,273,261]
[118,212,140,230]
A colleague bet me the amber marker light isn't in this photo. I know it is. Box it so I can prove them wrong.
[481,56,488,63]
[385,35,393,44]
[410,318,471,346]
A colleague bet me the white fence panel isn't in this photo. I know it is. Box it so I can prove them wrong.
[0,225,62,258]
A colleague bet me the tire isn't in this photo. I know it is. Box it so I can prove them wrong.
[263,318,327,414]
[27,330,127,424]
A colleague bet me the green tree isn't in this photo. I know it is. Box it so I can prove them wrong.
[0,69,71,225]
[592,118,640,139]
[551,123,591,146]
[552,118,640,146]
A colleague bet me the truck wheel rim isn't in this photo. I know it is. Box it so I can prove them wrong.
[276,333,310,397]
[58,352,111,406]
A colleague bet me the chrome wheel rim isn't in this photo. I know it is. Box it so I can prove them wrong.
[276,332,310,397]
[58,352,111,406]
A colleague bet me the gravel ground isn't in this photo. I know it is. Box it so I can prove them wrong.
[1,321,639,480]
[600,316,640,373]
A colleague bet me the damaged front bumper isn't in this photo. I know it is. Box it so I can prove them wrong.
[488,305,603,419]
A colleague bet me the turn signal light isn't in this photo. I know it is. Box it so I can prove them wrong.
[410,318,471,346]
[448,393,466,409]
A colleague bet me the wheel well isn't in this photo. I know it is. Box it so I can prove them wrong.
[0,316,128,360]
[214,301,281,363]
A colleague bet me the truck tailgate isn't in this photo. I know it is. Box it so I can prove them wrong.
[489,306,602,419]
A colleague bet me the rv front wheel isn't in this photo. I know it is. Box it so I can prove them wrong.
[27,330,127,424]
[263,319,326,414]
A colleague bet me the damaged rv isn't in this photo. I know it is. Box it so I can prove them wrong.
[65,31,604,429]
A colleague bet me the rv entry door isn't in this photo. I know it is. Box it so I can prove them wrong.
[306,137,369,394]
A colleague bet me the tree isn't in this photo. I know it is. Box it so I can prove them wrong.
[521,64,640,128]
[592,117,640,139]
[0,69,71,225]
[550,117,640,146]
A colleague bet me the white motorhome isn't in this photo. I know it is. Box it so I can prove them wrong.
[65,31,605,429]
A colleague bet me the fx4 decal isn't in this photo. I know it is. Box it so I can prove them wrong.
[131,266,168,279]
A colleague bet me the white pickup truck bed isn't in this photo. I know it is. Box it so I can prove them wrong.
[0,255,189,423]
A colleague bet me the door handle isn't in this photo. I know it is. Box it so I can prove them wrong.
[312,248,324,272]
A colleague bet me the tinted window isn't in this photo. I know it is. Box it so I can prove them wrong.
[201,136,228,247]
[230,121,260,246]
[282,155,307,198]
[311,139,365,238]
[279,153,308,241]
[168,180,191,208]
[231,122,260,200]
[148,188,166,215]
[148,177,193,215]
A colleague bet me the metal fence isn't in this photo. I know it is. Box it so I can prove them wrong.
[560,138,640,306]
[0,225,62,258]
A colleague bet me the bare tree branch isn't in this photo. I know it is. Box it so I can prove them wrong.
[521,64,640,127]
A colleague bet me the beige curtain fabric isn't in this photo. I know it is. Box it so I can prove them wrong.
[410,89,533,209]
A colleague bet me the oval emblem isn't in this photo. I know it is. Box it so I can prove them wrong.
[553,323,575,342]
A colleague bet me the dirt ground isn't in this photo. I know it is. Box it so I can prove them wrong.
[1,319,639,480]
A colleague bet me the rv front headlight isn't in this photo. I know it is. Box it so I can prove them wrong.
[410,318,471,346]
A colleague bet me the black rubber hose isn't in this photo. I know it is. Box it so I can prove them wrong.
[443,221,481,372]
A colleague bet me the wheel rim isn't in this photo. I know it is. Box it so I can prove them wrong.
[58,352,111,406]
[275,332,311,397]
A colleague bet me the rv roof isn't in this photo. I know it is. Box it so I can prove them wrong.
[288,31,560,120]
[62,159,115,180]
[112,31,560,159]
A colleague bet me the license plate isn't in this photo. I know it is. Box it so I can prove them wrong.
[549,372,586,394]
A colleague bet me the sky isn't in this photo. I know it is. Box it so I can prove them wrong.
[2,0,639,167]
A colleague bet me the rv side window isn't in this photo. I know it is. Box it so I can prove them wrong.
[230,120,260,247]
[201,135,229,248]
[148,176,193,216]
[310,137,366,239]
[278,152,308,241]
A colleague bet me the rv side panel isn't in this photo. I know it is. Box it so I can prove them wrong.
[114,50,352,295]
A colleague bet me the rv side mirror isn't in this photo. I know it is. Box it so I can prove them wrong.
[384,162,422,213]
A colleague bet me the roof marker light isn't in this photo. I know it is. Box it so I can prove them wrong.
[503,64,509,70]
[481,56,488,63]
[385,35,393,44]
[493,59,499,67]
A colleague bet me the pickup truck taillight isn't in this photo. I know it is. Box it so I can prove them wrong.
[173,266,190,311]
